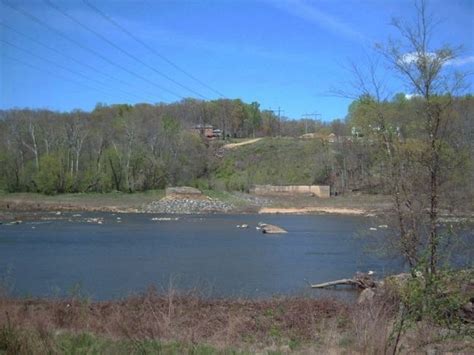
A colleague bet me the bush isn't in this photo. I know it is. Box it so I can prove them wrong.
[400,269,472,329]
[35,154,72,195]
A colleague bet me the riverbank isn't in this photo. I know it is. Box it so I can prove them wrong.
[0,291,346,354]
[1,285,472,354]
[0,191,391,217]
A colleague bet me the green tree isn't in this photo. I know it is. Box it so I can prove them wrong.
[36,153,71,194]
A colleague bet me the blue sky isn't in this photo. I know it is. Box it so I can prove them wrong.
[1,0,473,120]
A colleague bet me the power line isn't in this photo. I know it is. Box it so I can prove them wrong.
[1,38,152,102]
[301,112,321,134]
[302,112,321,119]
[1,0,176,101]
[0,21,154,100]
[82,0,226,98]
[267,107,285,136]
[3,54,121,100]
[44,0,208,100]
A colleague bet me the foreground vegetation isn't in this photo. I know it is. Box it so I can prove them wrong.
[1,269,473,354]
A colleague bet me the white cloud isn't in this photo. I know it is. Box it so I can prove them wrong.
[405,93,420,100]
[265,0,367,42]
[446,56,474,67]
[400,52,437,65]
[400,52,474,67]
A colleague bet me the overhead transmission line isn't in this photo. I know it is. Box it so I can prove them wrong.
[3,54,123,100]
[1,0,181,101]
[82,0,226,98]
[44,0,208,100]
[1,38,153,102]
[0,21,156,101]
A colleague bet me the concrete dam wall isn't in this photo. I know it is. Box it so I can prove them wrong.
[251,185,330,198]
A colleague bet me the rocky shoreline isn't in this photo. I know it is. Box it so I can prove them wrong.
[0,191,406,217]
[143,197,235,214]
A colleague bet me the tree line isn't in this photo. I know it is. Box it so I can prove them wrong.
[0,98,331,194]
[0,94,471,198]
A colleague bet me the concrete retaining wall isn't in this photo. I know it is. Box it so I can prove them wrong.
[251,185,330,198]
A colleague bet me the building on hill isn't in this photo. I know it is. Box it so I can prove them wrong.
[191,124,221,139]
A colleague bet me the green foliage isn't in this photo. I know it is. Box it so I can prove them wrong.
[0,327,242,355]
[0,95,472,199]
[211,138,332,191]
[0,315,21,354]
[35,154,72,195]
[399,268,473,330]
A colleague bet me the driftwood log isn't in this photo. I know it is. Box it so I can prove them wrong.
[311,273,376,289]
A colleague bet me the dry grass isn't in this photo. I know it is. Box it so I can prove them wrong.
[0,191,165,214]
[0,288,347,353]
[1,285,472,354]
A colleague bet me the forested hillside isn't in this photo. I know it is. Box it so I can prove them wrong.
[0,95,472,209]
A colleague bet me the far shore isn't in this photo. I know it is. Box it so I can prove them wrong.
[1,191,472,220]
[258,206,370,216]
[0,191,392,217]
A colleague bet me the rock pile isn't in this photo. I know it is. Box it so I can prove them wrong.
[144,198,234,214]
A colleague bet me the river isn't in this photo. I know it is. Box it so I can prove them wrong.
[0,212,404,300]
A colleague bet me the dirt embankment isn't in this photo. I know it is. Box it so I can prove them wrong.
[259,207,369,215]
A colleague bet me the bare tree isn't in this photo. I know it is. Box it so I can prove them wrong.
[344,0,468,274]
[376,0,467,274]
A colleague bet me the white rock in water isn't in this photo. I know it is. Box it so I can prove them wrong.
[262,224,287,234]
[241,224,249,228]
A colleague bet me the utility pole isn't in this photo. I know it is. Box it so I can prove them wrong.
[302,112,321,134]
[267,107,285,137]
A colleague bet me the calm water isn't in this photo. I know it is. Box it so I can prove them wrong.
[0,213,403,300]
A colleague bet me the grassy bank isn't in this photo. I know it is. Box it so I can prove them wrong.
[0,190,165,214]
[1,288,473,354]
[1,290,348,354]
[210,138,331,192]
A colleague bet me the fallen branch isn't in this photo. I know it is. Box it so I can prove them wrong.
[311,278,362,289]
[311,273,376,289]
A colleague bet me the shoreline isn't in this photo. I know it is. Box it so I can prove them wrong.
[1,193,472,221]
[0,291,350,353]
[1,278,472,354]
[0,191,389,217]
[258,206,371,216]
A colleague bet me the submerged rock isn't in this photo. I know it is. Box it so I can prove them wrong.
[261,224,287,234]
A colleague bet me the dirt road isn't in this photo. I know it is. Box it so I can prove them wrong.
[222,138,262,149]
